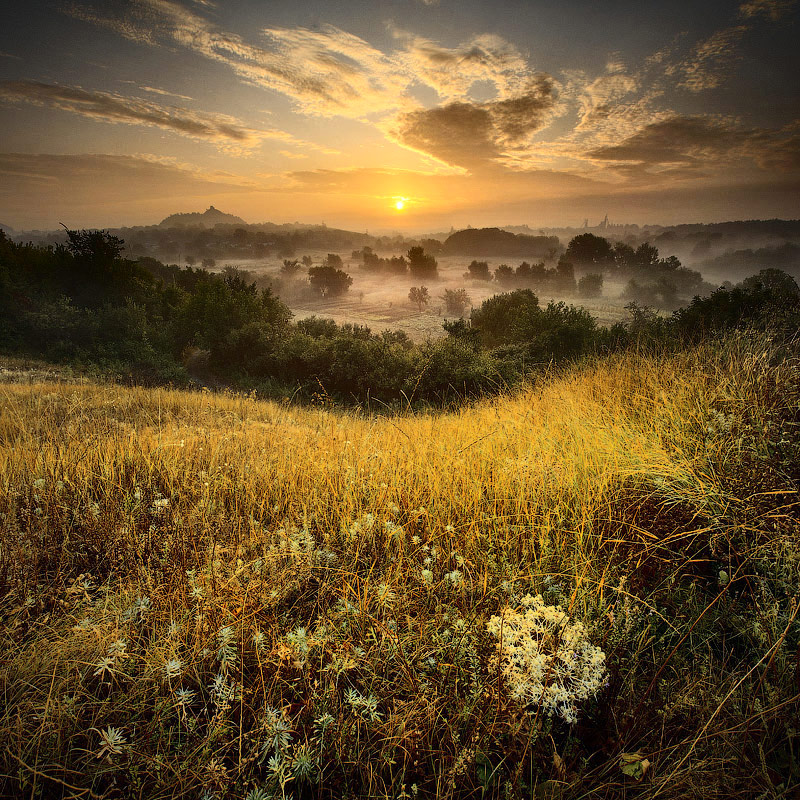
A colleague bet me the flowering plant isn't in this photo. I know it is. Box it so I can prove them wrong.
[487,594,606,723]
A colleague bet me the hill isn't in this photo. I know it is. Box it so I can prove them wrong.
[442,226,561,258]
[158,205,246,228]
[0,333,798,798]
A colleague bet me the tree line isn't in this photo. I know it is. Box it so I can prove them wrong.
[1,229,797,406]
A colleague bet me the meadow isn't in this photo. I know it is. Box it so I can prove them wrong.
[226,252,634,342]
[0,331,798,799]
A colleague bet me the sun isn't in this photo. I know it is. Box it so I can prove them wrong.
[393,197,406,211]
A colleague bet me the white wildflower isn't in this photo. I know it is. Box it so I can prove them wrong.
[486,594,606,724]
[445,570,464,587]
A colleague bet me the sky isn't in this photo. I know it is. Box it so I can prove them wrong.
[0,0,798,232]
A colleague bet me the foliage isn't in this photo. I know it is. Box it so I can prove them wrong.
[564,233,614,266]
[308,265,353,298]
[441,288,472,317]
[469,289,540,347]
[409,285,430,311]
[280,259,302,277]
[577,272,603,298]
[464,260,491,281]
[407,246,438,280]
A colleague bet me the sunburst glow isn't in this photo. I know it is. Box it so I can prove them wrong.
[394,198,406,211]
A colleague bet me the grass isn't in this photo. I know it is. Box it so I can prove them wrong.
[0,331,798,799]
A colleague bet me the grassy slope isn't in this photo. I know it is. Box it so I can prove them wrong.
[0,333,798,799]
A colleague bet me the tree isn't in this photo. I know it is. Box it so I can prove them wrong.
[441,288,471,317]
[64,227,125,264]
[555,258,576,292]
[494,264,515,285]
[464,260,491,281]
[613,241,636,269]
[577,273,604,298]
[280,259,302,277]
[409,286,430,311]
[407,246,438,280]
[185,255,196,266]
[301,255,313,267]
[324,253,343,269]
[634,243,659,267]
[308,265,353,298]
[202,257,216,269]
[564,233,613,266]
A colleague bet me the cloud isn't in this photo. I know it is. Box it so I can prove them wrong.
[673,25,749,92]
[0,80,312,153]
[139,85,194,102]
[391,75,559,169]
[0,152,252,207]
[575,71,639,131]
[669,0,796,92]
[738,0,795,20]
[62,0,797,191]
[585,115,800,182]
[68,1,412,118]
[587,116,752,165]
[394,31,535,101]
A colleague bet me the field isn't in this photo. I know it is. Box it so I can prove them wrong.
[222,253,634,341]
[0,332,798,798]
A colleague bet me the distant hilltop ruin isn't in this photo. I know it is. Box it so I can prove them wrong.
[158,206,246,228]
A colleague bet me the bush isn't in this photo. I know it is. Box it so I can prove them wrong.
[441,288,472,317]
[470,289,540,347]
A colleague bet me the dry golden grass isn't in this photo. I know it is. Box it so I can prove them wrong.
[0,332,797,798]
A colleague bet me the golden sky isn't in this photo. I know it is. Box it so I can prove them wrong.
[0,0,798,231]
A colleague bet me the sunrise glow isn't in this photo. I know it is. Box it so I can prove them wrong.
[0,0,797,230]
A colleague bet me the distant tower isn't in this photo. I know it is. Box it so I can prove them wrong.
[601,214,609,229]
[583,218,589,229]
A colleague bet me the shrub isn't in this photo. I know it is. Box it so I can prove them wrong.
[441,288,472,317]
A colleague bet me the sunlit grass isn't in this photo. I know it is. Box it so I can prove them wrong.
[0,332,797,798]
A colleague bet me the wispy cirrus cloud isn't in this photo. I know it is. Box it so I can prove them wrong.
[67,0,413,118]
[139,85,193,102]
[0,80,318,153]
[392,30,537,101]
